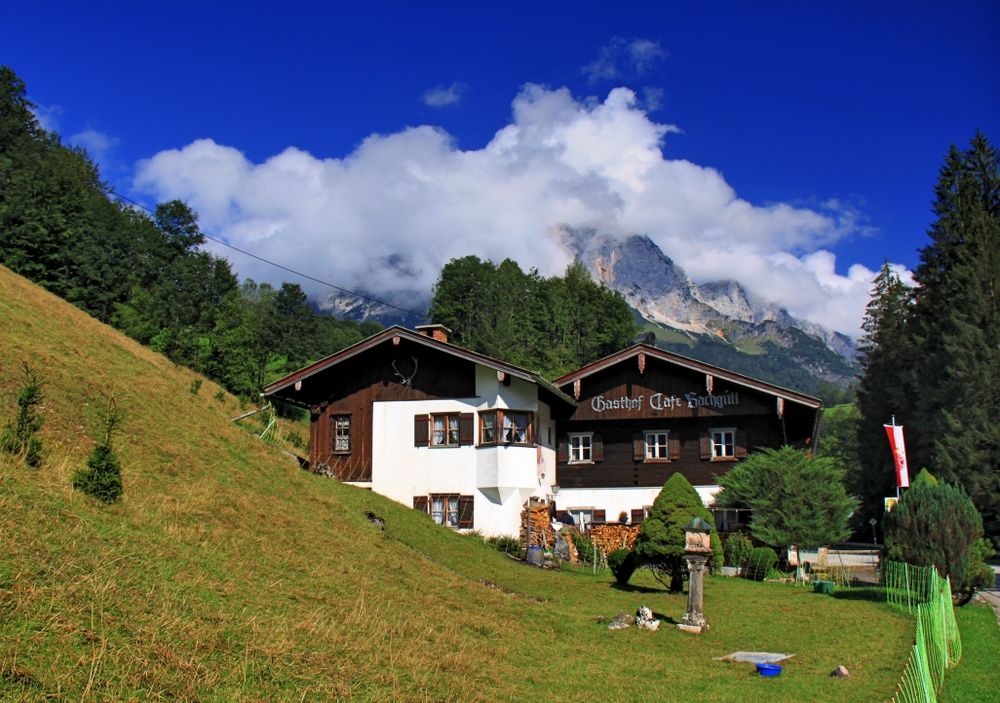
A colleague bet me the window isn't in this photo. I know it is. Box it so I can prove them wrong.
[645,431,669,460]
[503,411,530,444]
[481,412,497,444]
[569,433,592,463]
[332,415,351,453]
[432,494,460,527]
[568,508,593,530]
[432,414,460,447]
[414,494,474,529]
[478,410,533,446]
[712,428,735,460]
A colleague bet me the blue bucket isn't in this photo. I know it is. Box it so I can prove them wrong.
[756,663,782,677]
[527,546,544,565]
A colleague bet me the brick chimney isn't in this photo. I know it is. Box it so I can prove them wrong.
[415,324,451,344]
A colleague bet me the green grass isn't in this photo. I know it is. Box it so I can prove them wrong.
[0,265,913,701]
[939,603,1000,702]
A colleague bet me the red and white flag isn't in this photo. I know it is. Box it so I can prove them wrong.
[884,423,910,488]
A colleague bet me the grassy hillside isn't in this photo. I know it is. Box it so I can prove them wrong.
[0,265,911,701]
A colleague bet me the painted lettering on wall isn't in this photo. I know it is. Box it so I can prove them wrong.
[588,391,740,413]
[684,391,739,409]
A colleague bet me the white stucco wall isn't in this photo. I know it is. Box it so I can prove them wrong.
[367,364,558,537]
[554,485,722,524]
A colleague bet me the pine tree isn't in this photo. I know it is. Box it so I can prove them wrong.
[906,132,1000,536]
[0,362,46,467]
[716,447,855,568]
[853,261,913,526]
[72,392,123,504]
[632,472,723,592]
[883,469,990,593]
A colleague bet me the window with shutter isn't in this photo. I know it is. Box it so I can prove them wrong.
[459,413,474,446]
[632,433,645,461]
[458,495,474,528]
[699,432,712,460]
[592,509,606,525]
[735,429,748,459]
[414,415,430,447]
[668,436,681,461]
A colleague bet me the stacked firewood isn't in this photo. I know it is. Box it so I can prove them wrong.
[589,524,641,554]
[520,504,554,549]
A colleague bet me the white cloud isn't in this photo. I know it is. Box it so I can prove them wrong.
[134,84,903,338]
[583,37,667,84]
[423,82,467,107]
[31,103,63,132]
[71,128,120,164]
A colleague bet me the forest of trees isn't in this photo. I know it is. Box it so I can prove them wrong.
[428,256,639,379]
[827,132,999,540]
[0,66,382,400]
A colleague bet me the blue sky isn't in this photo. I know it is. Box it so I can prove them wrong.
[3,1,998,335]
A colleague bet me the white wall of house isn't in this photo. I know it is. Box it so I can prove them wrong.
[368,364,558,537]
[554,485,722,526]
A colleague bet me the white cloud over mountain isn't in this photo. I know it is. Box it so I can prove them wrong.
[134,83,908,338]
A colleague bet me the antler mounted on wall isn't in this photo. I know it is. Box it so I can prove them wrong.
[392,357,418,386]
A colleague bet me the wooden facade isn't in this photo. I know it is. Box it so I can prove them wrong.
[553,346,822,490]
[273,333,478,481]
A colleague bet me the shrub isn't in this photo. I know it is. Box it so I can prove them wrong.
[744,547,779,581]
[485,535,521,555]
[632,472,723,592]
[724,532,753,567]
[189,379,202,395]
[0,361,46,467]
[72,393,123,504]
[608,549,636,584]
[883,469,987,592]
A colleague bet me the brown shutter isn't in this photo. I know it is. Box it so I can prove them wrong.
[593,509,606,525]
[414,414,430,446]
[735,429,748,459]
[557,440,569,464]
[631,508,645,525]
[633,433,645,461]
[459,413,474,446]
[413,496,429,514]
[668,436,681,461]
[458,495,474,528]
[699,432,712,460]
[592,435,603,462]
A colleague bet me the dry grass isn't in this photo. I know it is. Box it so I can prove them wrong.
[0,265,913,701]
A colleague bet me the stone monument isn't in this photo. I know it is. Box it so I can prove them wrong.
[676,517,713,634]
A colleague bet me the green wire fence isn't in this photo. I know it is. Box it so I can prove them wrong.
[883,561,962,703]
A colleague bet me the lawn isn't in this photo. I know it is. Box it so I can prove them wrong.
[939,603,1000,703]
[0,265,914,701]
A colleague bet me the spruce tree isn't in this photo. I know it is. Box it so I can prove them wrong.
[883,470,990,593]
[906,132,1000,536]
[0,362,46,467]
[72,393,123,504]
[853,261,913,526]
[632,472,723,592]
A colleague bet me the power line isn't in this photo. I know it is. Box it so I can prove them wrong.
[102,187,426,318]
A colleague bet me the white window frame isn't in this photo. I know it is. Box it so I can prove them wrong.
[332,414,351,453]
[568,507,594,531]
[569,433,593,464]
[644,430,670,461]
[711,427,736,461]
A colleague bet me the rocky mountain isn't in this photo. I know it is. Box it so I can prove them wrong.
[554,225,859,397]
[318,290,426,329]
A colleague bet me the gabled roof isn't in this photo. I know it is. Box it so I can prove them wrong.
[553,344,822,409]
[263,325,578,408]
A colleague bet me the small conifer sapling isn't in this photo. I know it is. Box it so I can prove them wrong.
[73,391,124,504]
[0,361,46,467]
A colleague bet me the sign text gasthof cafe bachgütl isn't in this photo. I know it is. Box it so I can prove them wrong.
[264,325,822,538]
